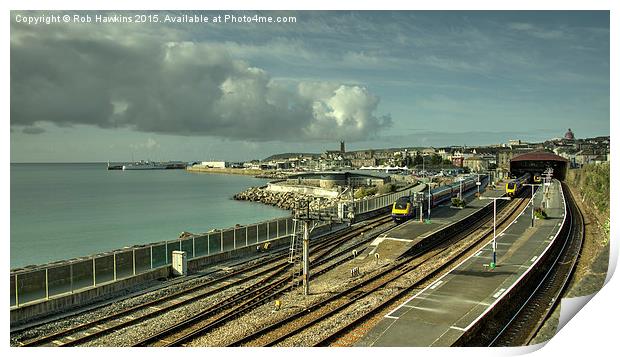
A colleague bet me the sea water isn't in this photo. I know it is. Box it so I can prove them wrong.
[10,163,287,268]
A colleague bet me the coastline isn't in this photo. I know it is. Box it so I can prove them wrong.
[186,165,290,179]
[186,166,263,176]
[10,163,289,268]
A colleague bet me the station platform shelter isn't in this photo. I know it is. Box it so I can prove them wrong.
[509,151,568,181]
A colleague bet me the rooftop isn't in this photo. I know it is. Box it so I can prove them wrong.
[511,151,569,162]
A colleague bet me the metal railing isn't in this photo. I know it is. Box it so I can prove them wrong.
[10,216,294,307]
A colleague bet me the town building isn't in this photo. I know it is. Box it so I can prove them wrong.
[286,171,390,189]
[200,161,227,168]
[463,156,490,172]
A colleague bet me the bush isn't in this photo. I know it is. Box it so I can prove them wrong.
[534,207,547,219]
[567,163,609,215]
[354,186,378,199]
[451,197,466,208]
[603,218,610,245]
[567,163,609,247]
[377,183,397,194]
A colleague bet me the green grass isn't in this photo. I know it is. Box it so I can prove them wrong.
[567,162,609,214]
[354,186,378,199]
[567,162,609,244]
[534,207,548,219]
[451,197,466,208]
[354,183,397,199]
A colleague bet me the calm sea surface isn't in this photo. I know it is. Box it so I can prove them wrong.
[10,163,288,268]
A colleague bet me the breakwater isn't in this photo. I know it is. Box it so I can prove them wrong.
[233,186,338,211]
[186,166,263,176]
[186,166,293,179]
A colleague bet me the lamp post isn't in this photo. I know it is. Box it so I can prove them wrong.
[420,155,431,223]
[427,180,431,222]
[486,169,494,189]
[479,196,511,269]
[523,183,542,227]
[421,155,425,182]
[542,168,554,208]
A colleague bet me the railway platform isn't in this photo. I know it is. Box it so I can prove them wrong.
[356,179,566,346]
[364,183,506,262]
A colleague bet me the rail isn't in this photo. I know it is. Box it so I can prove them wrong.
[10,216,294,308]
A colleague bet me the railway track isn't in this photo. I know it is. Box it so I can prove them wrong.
[17,187,540,348]
[15,214,393,347]
[131,216,395,347]
[10,251,274,335]
[225,192,530,347]
[489,182,584,346]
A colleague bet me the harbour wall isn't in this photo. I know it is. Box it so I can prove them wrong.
[186,166,265,176]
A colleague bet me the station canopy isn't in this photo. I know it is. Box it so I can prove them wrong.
[509,151,568,180]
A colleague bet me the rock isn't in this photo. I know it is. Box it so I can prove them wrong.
[233,186,339,212]
[179,231,194,239]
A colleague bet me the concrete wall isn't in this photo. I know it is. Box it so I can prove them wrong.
[11,267,169,325]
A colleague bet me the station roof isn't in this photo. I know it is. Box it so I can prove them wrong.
[511,151,568,162]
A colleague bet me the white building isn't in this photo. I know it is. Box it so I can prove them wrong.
[200,161,227,168]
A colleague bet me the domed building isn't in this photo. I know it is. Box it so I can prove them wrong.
[564,128,575,140]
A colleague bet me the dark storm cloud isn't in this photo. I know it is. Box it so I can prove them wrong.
[10,20,391,142]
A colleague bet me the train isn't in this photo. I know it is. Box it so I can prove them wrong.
[391,175,485,223]
[392,196,415,222]
[505,173,531,197]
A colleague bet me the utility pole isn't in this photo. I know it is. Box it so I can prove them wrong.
[293,179,352,295]
[349,177,354,224]
[302,219,310,294]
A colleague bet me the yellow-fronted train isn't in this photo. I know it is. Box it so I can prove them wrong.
[391,196,414,223]
[505,173,531,197]
[391,174,488,224]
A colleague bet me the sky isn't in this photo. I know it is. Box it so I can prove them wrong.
[9,10,610,162]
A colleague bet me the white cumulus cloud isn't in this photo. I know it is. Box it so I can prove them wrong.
[11,19,391,142]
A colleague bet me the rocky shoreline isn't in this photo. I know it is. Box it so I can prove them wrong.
[233,186,338,211]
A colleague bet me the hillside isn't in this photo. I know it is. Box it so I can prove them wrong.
[263,152,320,161]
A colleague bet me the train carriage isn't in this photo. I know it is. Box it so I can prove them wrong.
[431,186,452,206]
[506,173,531,197]
[391,174,487,223]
